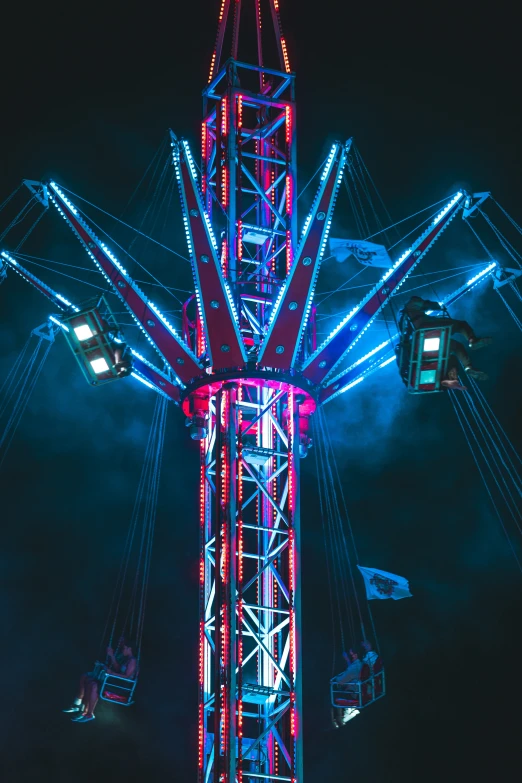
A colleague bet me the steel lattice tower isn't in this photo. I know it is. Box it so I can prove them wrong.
[0,1,476,780]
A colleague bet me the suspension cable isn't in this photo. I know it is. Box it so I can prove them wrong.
[496,288,522,333]
[478,208,522,268]
[59,183,190,264]
[492,198,522,238]
[102,395,168,663]
[449,391,522,573]
[0,333,54,469]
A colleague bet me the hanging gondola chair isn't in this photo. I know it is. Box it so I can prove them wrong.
[396,309,453,393]
[77,394,168,712]
[314,406,386,726]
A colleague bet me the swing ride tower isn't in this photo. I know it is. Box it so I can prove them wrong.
[1,0,514,780]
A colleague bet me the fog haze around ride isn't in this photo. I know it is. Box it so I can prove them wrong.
[1,0,521,780]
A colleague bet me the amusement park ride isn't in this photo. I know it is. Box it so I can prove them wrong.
[1,1,522,781]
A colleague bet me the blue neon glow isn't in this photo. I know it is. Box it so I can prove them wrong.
[320,144,338,182]
[56,292,76,309]
[264,281,288,331]
[147,300,184,339]
[131,372,158,391]
[337,376,365,394]
[378,356,396,369]
[222,280,242,327]
[1,250,18,266]
[432,192,463,225]
[349,340,391,371]
[49,182,79,215]
[182,140,218,251]
[465,261,497,287]
[49,315,69,332]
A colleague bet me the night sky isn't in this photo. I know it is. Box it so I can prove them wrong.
[1,1,521,781]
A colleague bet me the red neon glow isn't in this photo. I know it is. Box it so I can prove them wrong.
[221,96,228,136]
[286,228,292,274]
[222,165,228,208]
[198,700,204,768]
[198,437,206,772]
[285,105,292,144]
[208,51,217,83]
[237,94,243,128]
[201,122,207,196]
[281,37,291,73]
[237,219,243,261]
[288,388,295,509]
[196,312,206,356]
[221,238,228,276]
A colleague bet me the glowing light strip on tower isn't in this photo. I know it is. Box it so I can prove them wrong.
[273,0,291,73]
[208,0,229,83]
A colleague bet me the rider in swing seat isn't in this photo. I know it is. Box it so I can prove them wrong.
[331,649,362,729]
[63,639,137,723]
[404,295,492,383]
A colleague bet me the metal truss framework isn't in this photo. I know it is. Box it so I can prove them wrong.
[0,1,508,781]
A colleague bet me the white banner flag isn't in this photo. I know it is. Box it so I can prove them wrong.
[329,238,392,268]
[357,565,412,600]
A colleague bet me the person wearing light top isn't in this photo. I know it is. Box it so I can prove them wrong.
[361,639,378,671]
[331,649,362,728]
[63,639,137,723]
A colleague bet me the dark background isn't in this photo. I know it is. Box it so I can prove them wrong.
[1,1,521,781]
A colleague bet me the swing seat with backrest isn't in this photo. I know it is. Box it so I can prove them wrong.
[397,310,453,393]
[85,396,167,713]
[99,669,138,706]
[330,658,386,710]
[60,295,133,386]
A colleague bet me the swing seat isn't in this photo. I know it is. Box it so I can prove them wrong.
[99,671,138,707]
[330,661,386,710]
[397,313,452,394]
[372,657,385,699]
[60,295,133,386]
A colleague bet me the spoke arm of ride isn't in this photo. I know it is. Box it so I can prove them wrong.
[258,141,350,368]
[130,351,181,403]
[1,250,181,402]
[320,260,498,404]
[47,181,202,386]
[0,250,79,313]
[172,136,247,370]
[302,191,465,384]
